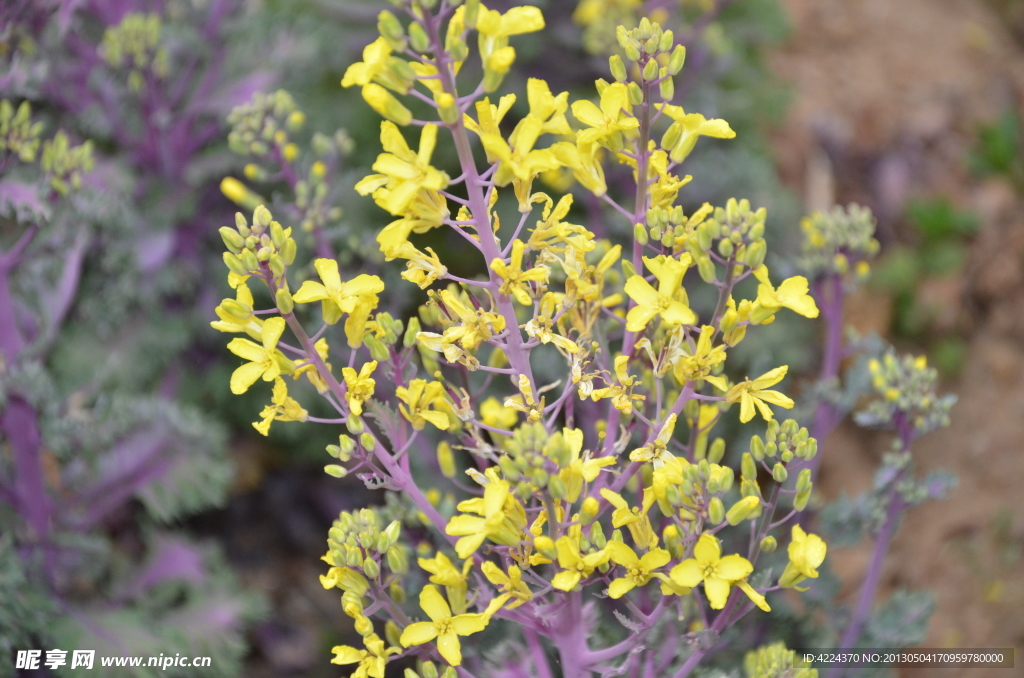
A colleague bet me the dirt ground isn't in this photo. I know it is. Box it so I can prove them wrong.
[769,0,1024,674]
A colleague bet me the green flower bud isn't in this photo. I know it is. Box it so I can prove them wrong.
[633,222,648,245]
[760,535,777,553]
[707,497,725,524]
[718,237,734,258]
[742,451,757,480]
[621,259,638,279]
[659,29,675,53]
[364,333,391,362]
[749,435,766,461]
[772,462,788,483]
[708,437,726,464]
[222,252,249,277]
[385,620,403,649]
[590,521,606,548]
[354,614,374,637]
[267,253,283,279]
[378,11,406,49]
[408,22,430,52]
[627,81,644,106]
[665,484,683,506]
[609,54,627,82]
[796,468,812,494]
[363,557,380,579]
[794,488,811,511]
[373,532,389,555]
[718,467,734,492]
[219,226,246,253]
[235,212,247,229]
[464,0,480,27]
[781,449,794,463]
[744,239,767,269]
[765,442,778,458]
[325,465,347,478]
[387,545,409,574]
[338,434,356,457]
[254,204,273,228]
[698,256,717,283]
[403,316,421,348]
[548,474,568,500]
[649,225,663,241]
[668,45,687,75]
[256,245,273,262]
[275,288,294,314]
[240,248,259,272]
[360,432,376,451]
[624,41,641,62]
[642,57,659,81]
[269,221,284,249]
[659,72,674,101]
[727,495,762,525]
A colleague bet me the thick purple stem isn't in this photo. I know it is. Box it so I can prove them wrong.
[807,274,844,480]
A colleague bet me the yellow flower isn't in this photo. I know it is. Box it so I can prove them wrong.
[330,634,399,678]
[480,396,519,432]
[624,255,697,332]
[656,103,736,163]
[571,82,638,152]
[477,5,546,43]
[438,289,507,350]
[481,561,533,608]
[253,377,308,436]
[674,325,727,384]
[394,243,448,289]
[465,94,518,151]
[606,542,671,599]
[399,585,492,666]
[491,239,549,305]
[446,469,527,558]
[629,414,677,468]
[342,361,377,416]
[396,379,450,431]
[226,317,292,394]
[557,427,616,502]
[355,122,449,216]
[524,292,579,355]
[211,282,263,340]
[599,487,658,550]
[341,37,407,92]
[503,374,545,423]
[750,266,819,324]
[527,193,594,255]
[707,366,794,424]
[779,525,827,590]
[418,551,473,614]
[551,535,610,591]
[292,259,384,347]
[669,534,755,609]
[291,337,332,394]
[555,137,608,196]
[590,355,645,415]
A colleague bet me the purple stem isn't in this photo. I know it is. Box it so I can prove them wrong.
[523,628,554,678]
[807,274,844,480]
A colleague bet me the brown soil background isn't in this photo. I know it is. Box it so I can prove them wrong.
[770,1,1024,676]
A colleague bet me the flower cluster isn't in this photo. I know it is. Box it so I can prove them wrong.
[857,353,956,437]
[800,203,880,281]
[215,2,830,675]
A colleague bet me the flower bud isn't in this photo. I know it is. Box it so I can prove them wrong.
[436,92,459,124]
[354,614,374,637]
[275,287,294,314]
[437,441,456,478]
[772,462,788,483]
[627,81,644,106]
[408,21,430,52]
[659,71,674,101]
[707,497,725,524]
[741,451,757,480]
[794,488,811,511]
[360,432,376,451]
[633,222,648,245]
[363,557,380,579]
[590,521,607,548]
[579,496,600,525]
[464,0,480,27]
[403,316,421,348]
[378,11,406,49]
[708,437,726,464]
[364,333,391,362]
[749,434,766,461]
[385,620,402,649]
[795,468,812,494]
[235,212,247,229]
[726,495,761,525]
[642,57,659,81]
[325,464,347,478]
[621,259,638,279]
[609,54,627,82]
[219,226,245,253]
[533,536,557,560]
[624,41,641,62]
[700,258,716,284]
[223,252,249,277]
[548,475,568,500]
[759,536,777,553]
[668,45,687,75]
[254,205,273,228]
[240,248,260,271]
[280,237,297,265]
[422,662,439,678]
[361,83,412,126]
[387,545,409,574]
[659,29,675,53]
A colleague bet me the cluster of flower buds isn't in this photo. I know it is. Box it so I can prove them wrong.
[227,90,304,159]
[800,203,880,280]
[363,312,407,363]
[0,100,43,163]
[685,198,768,283]
[744,642,818,678]
[747,418,818,510]
[857,353,956,437]
[219,206,297,294]
[327,508,409,581]
[613,17,685,101]
[40,131,94,196]
[99,13,169,91]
